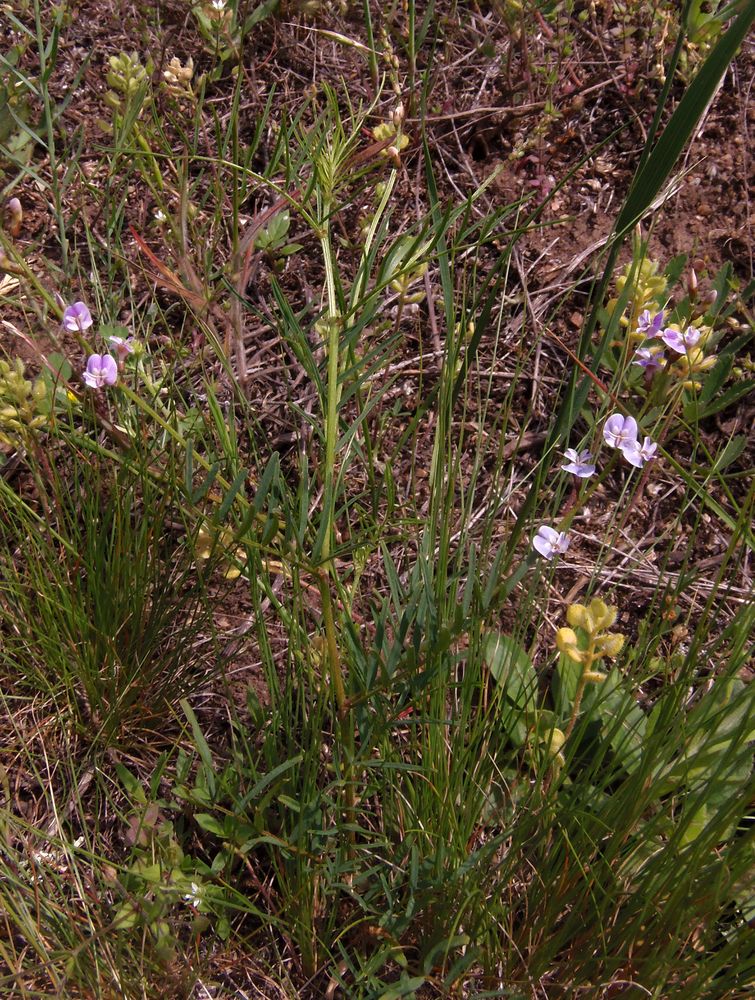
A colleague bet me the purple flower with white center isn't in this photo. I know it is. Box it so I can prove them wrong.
[633,347,666,371]
[621,435,658,469]
[661,325,701,354]
[62,301,94,332]
[636,309,664,338]
[603,413,638,451]
[533,525,571,560]
[560,448,595,478]
[83,353,118,389]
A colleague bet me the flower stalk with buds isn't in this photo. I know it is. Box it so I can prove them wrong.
[556,598,626,742]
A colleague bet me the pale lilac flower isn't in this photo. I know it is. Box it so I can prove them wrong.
[603,413,638,451]
[661,325,701,354]
[622,436,658,469]
[560,448,595,478]
[633,346,666,371]
[108,335,135,363]
[636,309,664,338]
[62,301,94,332]
[83,353,118,388]
[533,525,571,560]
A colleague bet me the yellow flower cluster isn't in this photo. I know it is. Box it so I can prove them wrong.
[556,598,625,683]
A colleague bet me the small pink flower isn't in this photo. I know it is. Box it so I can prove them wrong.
[83,354,118,389]
[533,525,570,560]
[62,302,94,332]
[108,336,135,363]
[633,347,666,372]
[636,310,664,338]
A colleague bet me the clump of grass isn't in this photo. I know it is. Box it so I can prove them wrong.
[0,0,753,997]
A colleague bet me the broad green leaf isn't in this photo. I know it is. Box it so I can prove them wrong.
[484,633,538,712]
[485,632,538,745]
[553,650,581,720]
[711,435,747,474]
[679,802,708,847]
[45,352,73,382]
[594,669,648,774]
[194,813,226,837]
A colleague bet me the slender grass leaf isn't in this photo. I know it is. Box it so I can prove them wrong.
[191,462,219,505]
[217,468,248,521]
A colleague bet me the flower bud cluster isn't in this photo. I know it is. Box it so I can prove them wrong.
[372,121,410,168]
[608,258,668,343]
[104,52,152,112]
[556,598,625,684]
[0,358,48,446]
[162,57,195,100]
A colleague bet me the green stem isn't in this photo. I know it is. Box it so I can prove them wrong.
[563,641,595,743]
[318,209,355,832]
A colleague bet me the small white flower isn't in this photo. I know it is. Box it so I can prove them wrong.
[183,882,202,909]
[560,448,595,478]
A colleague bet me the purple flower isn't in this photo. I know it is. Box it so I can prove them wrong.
[533,525,571,560]
[560,448,595,478]
[633,347,666,371]
[83,354,118,389]
[62,301,94,332]
[636,309,664,338]
[603,413,638,451]
[661,325,701,354]
[621,435,658,469]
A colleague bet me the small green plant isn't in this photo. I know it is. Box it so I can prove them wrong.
[253,209,303,272]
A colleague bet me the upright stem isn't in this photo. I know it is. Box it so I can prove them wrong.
[563,639,596,744]
[318,206,355,832]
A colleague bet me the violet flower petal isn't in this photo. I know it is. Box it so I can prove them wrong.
[62,302,94,332]
[83,353,118,388]
[603,414,638,450]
